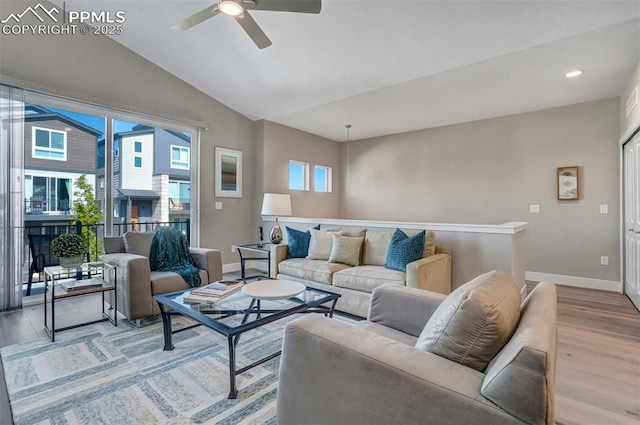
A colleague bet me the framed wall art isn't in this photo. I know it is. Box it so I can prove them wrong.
[557,166,579,200]
[215,147,242,198]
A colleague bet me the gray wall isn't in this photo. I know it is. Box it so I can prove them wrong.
[0,0,255,264]
[341,99,621,283]
[259,120,341,218]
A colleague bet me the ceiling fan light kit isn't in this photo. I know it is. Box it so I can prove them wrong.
[219,0,244,16]
[172,0,322,49]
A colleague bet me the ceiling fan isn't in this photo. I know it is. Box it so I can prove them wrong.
[172,0,321,49]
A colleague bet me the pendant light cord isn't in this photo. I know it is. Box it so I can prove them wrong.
[345,124,351,219]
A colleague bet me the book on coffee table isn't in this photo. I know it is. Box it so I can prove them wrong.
[183,280,242,304]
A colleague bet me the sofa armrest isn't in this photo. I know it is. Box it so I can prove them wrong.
[406,253,451,294]
[270,244,288,278]
[277,315,517,425]
[189,248,222,283]
[102,253,153,320]
[368,285,446,337]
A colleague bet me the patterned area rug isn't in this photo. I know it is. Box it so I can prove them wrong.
[1,312,332,425]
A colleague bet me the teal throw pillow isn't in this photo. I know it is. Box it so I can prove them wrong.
[384,229,426,272]
[286,225,320,258]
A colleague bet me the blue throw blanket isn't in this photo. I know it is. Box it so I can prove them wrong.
[149,227,201,288]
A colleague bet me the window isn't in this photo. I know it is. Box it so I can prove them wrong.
[32,126,66,160]
[169,180,190,210]
[134,141,142,153]
[134,156,142,168]
[289,160,309,191]
[171,146,190,169]
[27,175,71,212]
[314,165,332,192]
[114,139,120,157]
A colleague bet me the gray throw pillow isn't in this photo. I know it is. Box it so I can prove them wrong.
[415,270,521,371]
[328,234,364,267]
[123,232,155,258]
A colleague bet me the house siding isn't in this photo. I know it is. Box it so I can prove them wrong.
[120,133,154,189]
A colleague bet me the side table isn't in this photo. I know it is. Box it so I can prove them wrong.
[233,243,274,281]
[44,262,117,342]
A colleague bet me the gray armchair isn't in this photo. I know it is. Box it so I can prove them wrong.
[102,231,222,321]
[277,278,557,425]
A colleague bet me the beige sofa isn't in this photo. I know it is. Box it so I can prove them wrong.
[102,231,222,321]
[277,273,558,425]
[270,225,451,317]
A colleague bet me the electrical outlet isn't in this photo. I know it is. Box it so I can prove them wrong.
[231,245,236,253]
[529,204,540,213]
[600,204,608,214]
[215,202,222,210]
[600,256,609,266]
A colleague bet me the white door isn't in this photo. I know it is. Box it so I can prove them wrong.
[624,134,640,310]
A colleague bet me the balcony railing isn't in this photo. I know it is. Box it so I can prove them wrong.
[24,198,73,215]
[22,219,190,288]
[169,197,190,212]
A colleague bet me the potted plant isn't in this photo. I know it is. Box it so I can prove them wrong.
[51,233,87,269]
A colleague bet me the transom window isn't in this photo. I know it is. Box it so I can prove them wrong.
[314,165,332,192]
[289,160,309,191]
[32,126,66,160]
[171,146,190,169]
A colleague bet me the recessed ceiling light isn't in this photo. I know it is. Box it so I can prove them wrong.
[565,70,584,78]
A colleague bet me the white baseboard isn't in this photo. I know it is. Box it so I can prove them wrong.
[525,271,623,294]
[223,261,268,274]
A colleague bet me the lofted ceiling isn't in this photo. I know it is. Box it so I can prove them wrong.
[55,0,640,141]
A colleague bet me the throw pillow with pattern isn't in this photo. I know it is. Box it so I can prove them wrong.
[384,229,426,272]
[286,225,320,258]
[328,234,364,267]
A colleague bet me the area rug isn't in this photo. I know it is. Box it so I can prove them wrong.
[1,312,340,425]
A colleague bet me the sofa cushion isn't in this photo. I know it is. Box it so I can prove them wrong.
[385,229,425,272]
[406,230,437,257]
[415,270,521,371]
[321,226,367,237]
[278,258,350,285]
[150,269,208,295]
[307,229,341,261]
[123,232,155,258]
[285,226,320,258]
[328,234,364,267]
[364,230,395,266]
[333,265,405,293]
[355,321,418,346]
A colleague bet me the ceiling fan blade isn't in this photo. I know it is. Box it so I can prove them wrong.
[171,5,220,30]
[245,0,321,14]
[234,11,272,49]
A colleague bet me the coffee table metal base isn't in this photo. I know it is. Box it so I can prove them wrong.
[157,296,339,399]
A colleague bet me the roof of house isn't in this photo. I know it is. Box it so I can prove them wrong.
[117,189,160,200]
[24,105,103,137]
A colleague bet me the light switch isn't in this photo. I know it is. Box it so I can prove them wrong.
[215,202,222,210]
[600,204,608,214]
[600,256,609,266]
[529,204,540,213]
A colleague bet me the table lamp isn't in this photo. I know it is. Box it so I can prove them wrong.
[261,193,292,244]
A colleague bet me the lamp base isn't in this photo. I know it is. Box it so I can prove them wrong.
[270,219,283,244]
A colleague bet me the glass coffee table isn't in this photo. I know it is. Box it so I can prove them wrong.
[153,280,340,399]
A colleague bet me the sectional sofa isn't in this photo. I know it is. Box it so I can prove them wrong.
[270,225,452,317]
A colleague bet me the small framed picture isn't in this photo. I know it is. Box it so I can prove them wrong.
[557,166,579,200]
[215,147,242,198]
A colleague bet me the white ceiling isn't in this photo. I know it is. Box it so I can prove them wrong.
[56,0,640,141]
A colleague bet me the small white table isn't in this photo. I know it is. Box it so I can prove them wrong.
[242,279,306,300]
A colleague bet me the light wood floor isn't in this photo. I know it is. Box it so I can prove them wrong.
[1,281,639,425]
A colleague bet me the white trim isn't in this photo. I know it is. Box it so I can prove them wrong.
[525,271,622,293]
[223,262,241,273]
[31,125,67,161]
[619,118,640,146]
[263,216,528,235]
[170,145,190,170]
[289,160,310,191]
[626,86,638,119]
[313,164,332,193]
[223,261,268,274]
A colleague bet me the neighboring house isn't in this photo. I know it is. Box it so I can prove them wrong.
[23,105,100,227]
[97,125,191,227]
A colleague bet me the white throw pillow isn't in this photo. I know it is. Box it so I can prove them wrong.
[306,229,342,261]
[328,234,364,267]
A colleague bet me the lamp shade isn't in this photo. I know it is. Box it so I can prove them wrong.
[261,193,292,216]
